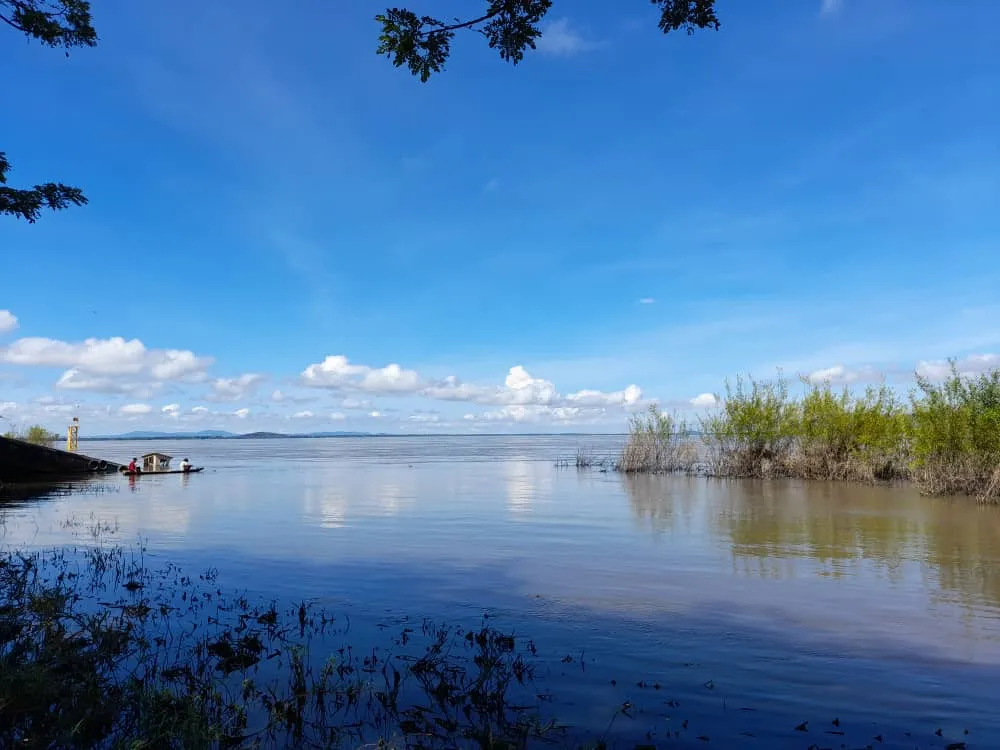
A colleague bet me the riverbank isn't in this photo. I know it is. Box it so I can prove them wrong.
[572,364,1000,503]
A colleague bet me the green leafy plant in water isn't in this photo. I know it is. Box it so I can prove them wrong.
[618,404,695,473]
[793,380,910,482]
[910,362,1000,502]
[700,373,799,478]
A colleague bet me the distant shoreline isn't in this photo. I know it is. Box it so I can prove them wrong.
[80,432,635,441]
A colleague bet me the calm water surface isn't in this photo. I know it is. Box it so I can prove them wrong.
[3,435,1000,748]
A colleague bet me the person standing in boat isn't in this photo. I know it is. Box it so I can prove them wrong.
[127,457,138,473]
[180,457,191,472]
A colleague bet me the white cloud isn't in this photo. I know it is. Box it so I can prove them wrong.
[369,410,383,418]
[0,335,213,396]
[0,310,18,333]
[233,408,250,419]
[330,412,346,421]
[271,389,286,402]
[302,356,645,420]
[292,410,314,419]
[191,406,210,414]
[474,404,602,424]
[408,413,440,423]
[208,373,266,402]
[638,298,656,305]
[916,353,1000,380]
[536,18,597,56]
[565,384,642,407]
[301,355,420,394]
[162,403,181,416]
[55,368,159,397]
[120,403,153,415]
[690,392,718,408]
[0,401,17,414]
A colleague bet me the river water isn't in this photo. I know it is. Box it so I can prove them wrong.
[2,435,999,748]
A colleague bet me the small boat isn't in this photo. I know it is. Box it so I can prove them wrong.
[120,467,204,476]
[121,452,203,476]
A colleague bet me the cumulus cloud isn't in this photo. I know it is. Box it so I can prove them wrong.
[690,392,718,408]
[0,310,18,333]
[162,403,181,417]
[54,368,160,397]
[233,408,250,419]
[301,356,420,394]
[207,373,266,402]
[0,401,17,414]
[536,18,597,55]
[191,406,210,414]
[916,353,1000,380]
[330,412,346,421]
[0,335,213,398]
[292,410,314,419]
[120,403,152,415]
[301,355,645,422]
[271,390,286,402]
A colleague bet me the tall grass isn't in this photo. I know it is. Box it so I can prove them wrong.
[617,404,697,473]
[613,363,1000,502]
[910,363,1000,502]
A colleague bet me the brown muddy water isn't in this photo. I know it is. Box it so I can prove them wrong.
[2,435,999,748]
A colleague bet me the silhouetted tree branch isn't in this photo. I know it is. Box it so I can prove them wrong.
[1,0,96,222]
[376,0,720,82]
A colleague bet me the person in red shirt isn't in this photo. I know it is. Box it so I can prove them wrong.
[127,457,137,473]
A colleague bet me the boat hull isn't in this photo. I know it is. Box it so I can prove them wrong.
[0,436,122,483]
[120,467,204,476]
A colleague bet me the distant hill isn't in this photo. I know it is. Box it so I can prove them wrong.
[86,430,375,441]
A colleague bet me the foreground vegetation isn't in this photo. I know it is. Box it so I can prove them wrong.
[0,524,979,749]
[599,363,1000,503]
[2,423,60,446]
[1,539,561,748]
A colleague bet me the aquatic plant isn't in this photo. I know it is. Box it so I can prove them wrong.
[910,362,1000,503]
[788,380,910,482]
[0,540,562,749]
[699,374,799,478]
[617,404,697,473]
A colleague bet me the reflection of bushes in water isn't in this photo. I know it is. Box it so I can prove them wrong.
[0,544,559,748]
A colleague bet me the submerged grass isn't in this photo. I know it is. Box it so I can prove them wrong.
[0,522,981,749]
[568,361,1000,503]
[0,541,561,749]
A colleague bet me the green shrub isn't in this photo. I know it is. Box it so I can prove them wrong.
[700,374,799,477]
[791,381,910,482]
[618,404,696,473]
[3,424,60,446]
[910,363,1000,502]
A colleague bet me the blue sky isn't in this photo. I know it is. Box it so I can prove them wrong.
[2,0,999,434]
